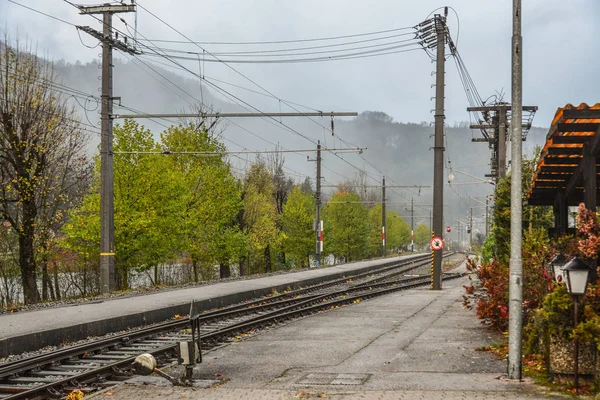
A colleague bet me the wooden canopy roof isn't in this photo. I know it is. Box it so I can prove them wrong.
[528,103,600,206]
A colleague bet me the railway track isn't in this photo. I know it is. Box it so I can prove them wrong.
[0,253,462,399]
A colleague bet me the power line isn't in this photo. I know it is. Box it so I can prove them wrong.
[136,26,416,46]
[145,36,420,58]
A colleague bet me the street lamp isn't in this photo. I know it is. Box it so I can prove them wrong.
[562,257,592,392]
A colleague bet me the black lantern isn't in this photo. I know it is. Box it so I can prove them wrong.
[561,257,592,392]
[563,257,591,297]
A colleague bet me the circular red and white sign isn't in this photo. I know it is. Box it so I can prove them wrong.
[430,237,444,251]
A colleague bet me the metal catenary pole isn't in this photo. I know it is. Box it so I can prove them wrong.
[382,177,386,256]
[410,197,414,252]
[432,12,446,290]
[315,141,322,265]
[100,10,114,293]
[77,3,137,293]
[508,0,524,380]
[498,104,508,179]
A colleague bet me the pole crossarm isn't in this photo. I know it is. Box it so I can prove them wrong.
[77,4,136,14]
[467,105,537,112]
[112,112,358,119]
[113,147,366,156]
[77,26,141,55]
[321,185,431,188]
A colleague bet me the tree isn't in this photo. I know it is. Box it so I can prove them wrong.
[268,149,294,266]
[160,123,242,280]
[386,211,411,251]
[414,223,431,249]
[64,120,187,290]
[367,204,385,257]
[243,161,279,273]
[0,40,89,303]
[486,148,553,265]
[281,186,315,268]
[323,191,369,261]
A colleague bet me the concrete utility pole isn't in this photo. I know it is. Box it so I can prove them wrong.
[77,3,137,293]
[382,177,386,257]
[432,11,447,290]
[315,141,322,265]
[508,0,524,380]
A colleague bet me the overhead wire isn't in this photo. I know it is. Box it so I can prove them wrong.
[136,25,417,46]
[33,0,434,197]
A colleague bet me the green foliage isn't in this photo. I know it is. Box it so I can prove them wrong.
[367,204,385,257]
[323,191,369,261]
[243,160,280,273]
[481,232,496,264]
[63,120,243,288]
[491,149,553,265]
[281,186,315,268]
[366,206,410,256]
[386,211,411,252]
[161,123,243,280]
[414,223,431,249]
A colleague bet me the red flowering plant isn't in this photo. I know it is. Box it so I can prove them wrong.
[463,227,552,331]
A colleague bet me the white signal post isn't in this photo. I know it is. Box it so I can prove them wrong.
[319,220,324,253]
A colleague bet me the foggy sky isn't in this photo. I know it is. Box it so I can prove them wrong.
[3,0,600,235]
[4,0,600,124]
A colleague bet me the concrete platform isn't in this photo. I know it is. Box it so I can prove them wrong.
[0,255,425,358]
[90,262,562,399]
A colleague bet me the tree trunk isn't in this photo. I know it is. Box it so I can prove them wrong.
[239,255,247,277]
[154,264,159,286]
[47,273,56,301]
[53,264,61,300]
[219,262,231,279]
[192,259,199,283]
[264,245,272,273]
[123,269,129,290]
[41,254,49,301]
[18,222,39,304]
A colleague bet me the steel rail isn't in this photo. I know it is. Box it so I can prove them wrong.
[0,253,459,399]
[0,254,439,376]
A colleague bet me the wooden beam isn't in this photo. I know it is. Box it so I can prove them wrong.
[557,122,600,132]
[543,157,581,165]
[552,136,591,145]
[540,166,578,173]
[583,143,597,212]
[562,109,600,119]
[547,147,582,155]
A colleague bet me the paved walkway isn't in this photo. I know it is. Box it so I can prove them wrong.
[90,262,565,399]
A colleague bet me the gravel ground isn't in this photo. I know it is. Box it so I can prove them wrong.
[0,253,461,365]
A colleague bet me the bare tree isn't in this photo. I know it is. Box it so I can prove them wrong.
[0,38,89,304]
[267,146,294,215]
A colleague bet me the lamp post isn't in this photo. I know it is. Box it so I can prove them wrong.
[562,257,591,392]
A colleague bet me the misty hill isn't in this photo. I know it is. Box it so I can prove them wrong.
[53,58,548,231]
